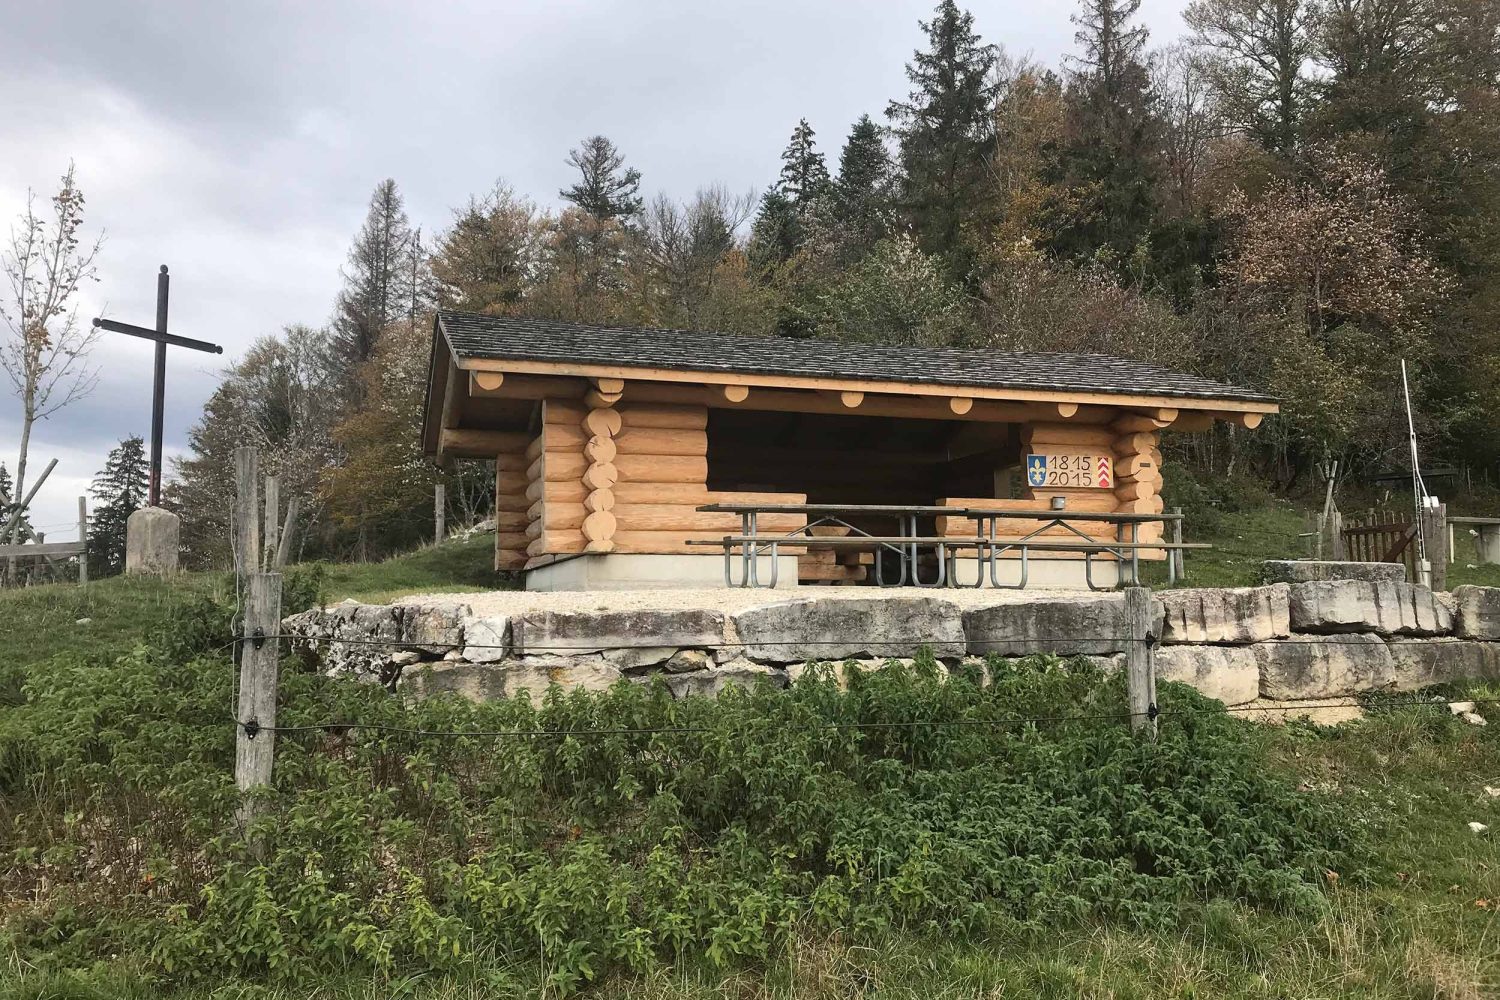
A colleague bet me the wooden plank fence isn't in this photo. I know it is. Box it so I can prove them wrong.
[1341,509,1418,578]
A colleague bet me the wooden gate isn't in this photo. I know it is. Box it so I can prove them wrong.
[1341,510,1417,577]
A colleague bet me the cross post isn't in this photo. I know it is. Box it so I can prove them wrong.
[93,265,223,506]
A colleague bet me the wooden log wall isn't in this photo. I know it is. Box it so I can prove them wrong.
[495,448,530,570]
[524,400,589,560]
[1109,416,1165,544]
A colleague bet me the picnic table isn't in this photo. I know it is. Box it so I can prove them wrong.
[691,503,1207,590]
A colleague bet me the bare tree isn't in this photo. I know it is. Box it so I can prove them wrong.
[0,164,103,553]
[1151,44,1217,217]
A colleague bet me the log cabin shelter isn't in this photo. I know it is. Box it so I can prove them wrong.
[421,311,1278,591]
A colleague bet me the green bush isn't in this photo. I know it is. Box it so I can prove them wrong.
[0,601,1366,995]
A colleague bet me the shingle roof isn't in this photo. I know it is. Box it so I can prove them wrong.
[437,311,1275,404]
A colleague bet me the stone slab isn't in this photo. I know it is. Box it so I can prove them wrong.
[1261,560,1406,584]
[1288,580,1452,637]
[1254,634,1395,700]
[398,658,622,702]
[125,506,180,576]
[731,597,965,663]
[962,595,1163,657]
[460,615,511,663]
[1452,586,1500,640]
[511,609,725,668]
[1159,585,1290,644]
[283,601,404,683]
[1154,645,1260,706]
[1385,638,1500,689]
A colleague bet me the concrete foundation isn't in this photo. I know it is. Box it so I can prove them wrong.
[125,506,180,576]
[949,556,1120,590]
[525,553,800,592]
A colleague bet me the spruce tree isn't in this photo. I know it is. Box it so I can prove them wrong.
[560,136,643,222]
[747,188,802,271]
[1052,0,1162,266]
[833,114,894,259]
[885,0,1001,268]
[331,179,421,395]
[88,435,149,577]
[777,119,831,208]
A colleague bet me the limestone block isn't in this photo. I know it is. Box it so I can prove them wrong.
[460,616,511,663]
[1288,581,1452,637]
[503,656,622,699]
[402,602,470,654]
[283,601,403,683]
[511,609,724,659]
[397,662,508,702]
[1452,586,1500,640]
[1260,560,1406,584]
[1154,645,1260,706]
[962,596,1163,657]
[667,657,787,698]
[664,649,712,673]
[1385,638,1500,690]
[1254,634,1395,700]
[601,646,680,671]
[731,598,964,663]
[125,506,180,575]
[1159,585,1290,644]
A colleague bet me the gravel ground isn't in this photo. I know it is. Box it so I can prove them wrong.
[390,586,1104,616]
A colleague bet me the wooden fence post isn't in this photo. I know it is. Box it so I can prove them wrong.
[1168,507,1185,582]
[435,482,446,543]
[274,496,300,569]
[234,569,282,830]
[1124,586,1157,739]
[1421,502,1449,591]
[233,447,261,580]
[77,497,88,586]
[263,475,280,572]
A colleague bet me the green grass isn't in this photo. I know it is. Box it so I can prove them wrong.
[0,534,508,674]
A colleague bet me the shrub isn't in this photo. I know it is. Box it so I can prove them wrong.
[0,611,1366,994]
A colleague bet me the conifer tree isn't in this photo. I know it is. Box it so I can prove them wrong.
[88,435,149,577]
[885,0,1001,267]
[777,119,831,209]
[748,188,802,271]
[331,180,421,396]
[560,136,643,222]
[833,114,894,260]
[1051,0,1162,266]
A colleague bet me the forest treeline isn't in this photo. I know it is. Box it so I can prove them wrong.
[167,0,1500,566]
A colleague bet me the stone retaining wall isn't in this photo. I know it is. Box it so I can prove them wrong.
[282,583,1500,710]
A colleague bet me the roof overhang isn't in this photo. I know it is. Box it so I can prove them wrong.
[422,321,1279,463]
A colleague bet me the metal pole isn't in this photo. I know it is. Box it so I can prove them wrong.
[149,266,169,507]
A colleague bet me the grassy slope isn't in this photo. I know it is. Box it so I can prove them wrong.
[2,518,1498,998]
[0,534,507,673]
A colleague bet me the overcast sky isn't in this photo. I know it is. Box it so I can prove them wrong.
[0,0,1188,534]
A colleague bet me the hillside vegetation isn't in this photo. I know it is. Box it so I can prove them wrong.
[0,518,1497,998]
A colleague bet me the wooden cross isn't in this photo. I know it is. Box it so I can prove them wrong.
[93,265,222,506]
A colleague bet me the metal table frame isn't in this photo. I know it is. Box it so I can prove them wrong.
[695,503,1190,590]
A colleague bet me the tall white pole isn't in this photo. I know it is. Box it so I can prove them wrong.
[1402,360,1432,585]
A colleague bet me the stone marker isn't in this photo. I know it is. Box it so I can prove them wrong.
[124,506,180,575]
